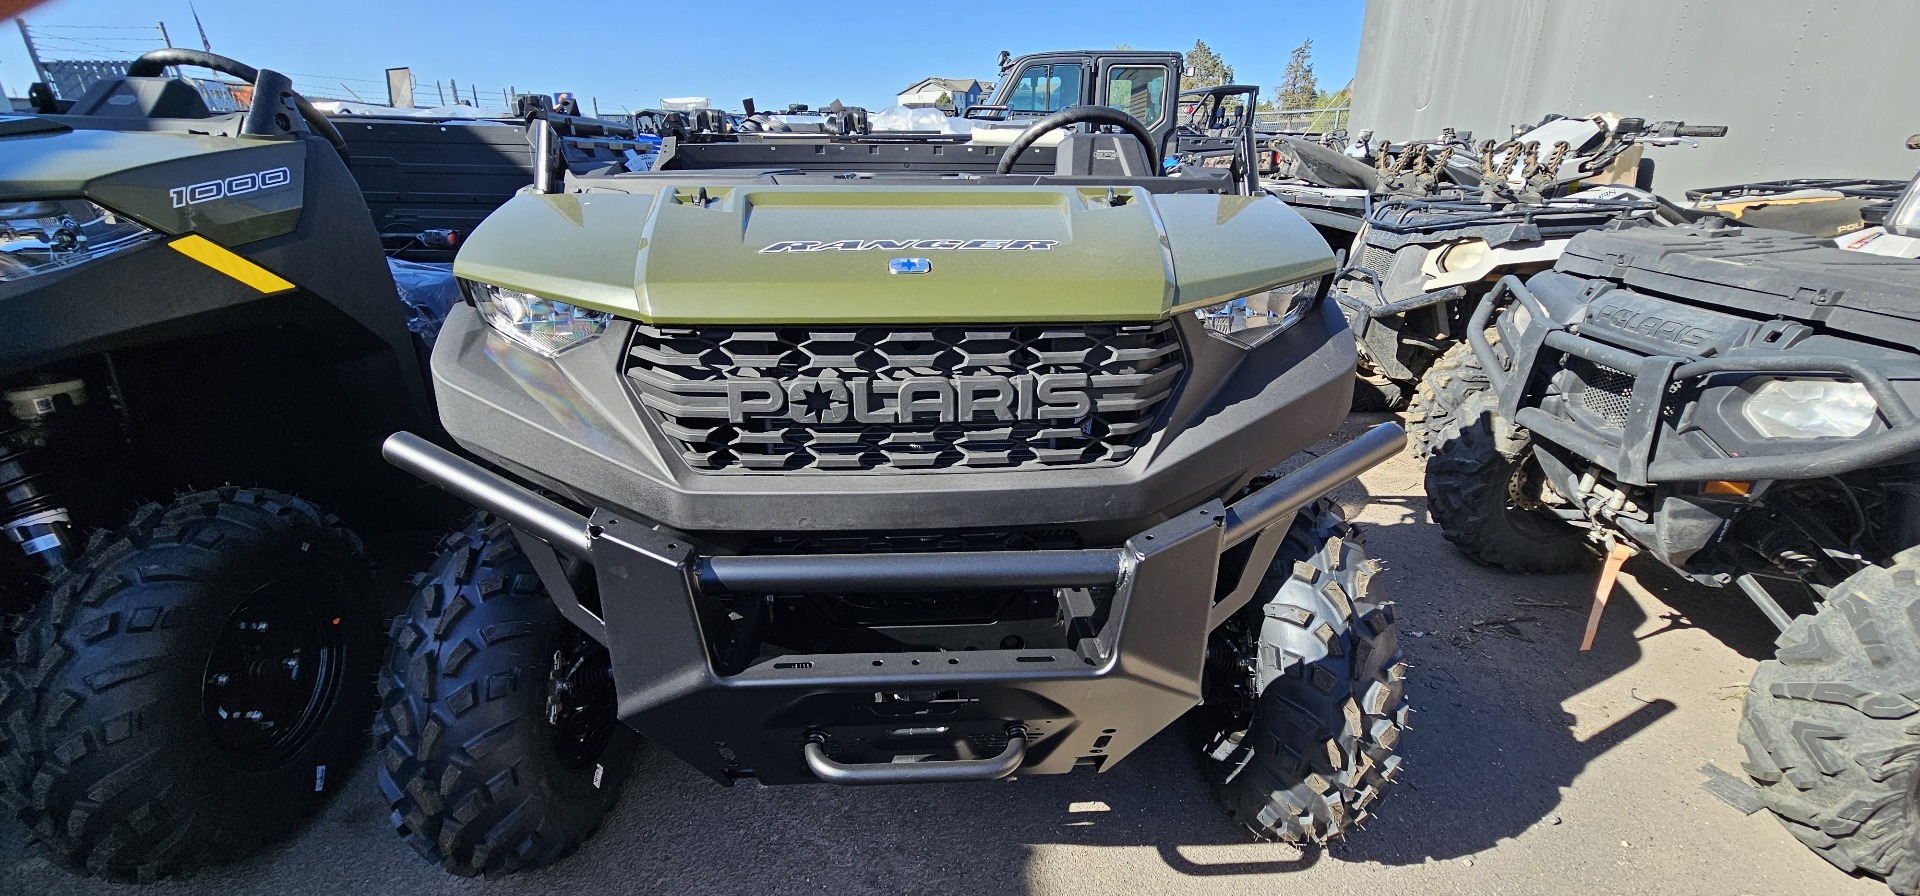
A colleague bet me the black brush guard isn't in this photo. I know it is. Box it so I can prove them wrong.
[1470,274,1920,485]
[383,424,1404,785]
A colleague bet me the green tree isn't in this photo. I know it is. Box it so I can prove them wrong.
[1184,40,1236,89]
[1274,39,1318,110]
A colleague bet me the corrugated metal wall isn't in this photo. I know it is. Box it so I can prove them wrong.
[1352,0,1917,194]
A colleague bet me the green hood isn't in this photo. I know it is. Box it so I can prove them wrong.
[0,121,306,244]
[454,183,1332,324]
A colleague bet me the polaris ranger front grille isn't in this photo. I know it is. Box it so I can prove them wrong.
[624,322,1184,472]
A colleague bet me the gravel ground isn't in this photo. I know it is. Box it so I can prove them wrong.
[1,413,1888,896]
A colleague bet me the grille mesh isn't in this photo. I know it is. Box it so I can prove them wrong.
[624,322,1184,472]
[1576,363,1635,427]
[1358,244,1396,278]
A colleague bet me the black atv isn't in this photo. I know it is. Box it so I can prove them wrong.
[374,67,1410,877]
[1416,206,1920,892]
[0,49,646,881]
[1319,114,1724,414]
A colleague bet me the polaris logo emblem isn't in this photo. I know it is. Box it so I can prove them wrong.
[169,167,293,209]
[889,257,932,275]
[726,374,1091,424]
[759,239,1058,253]
[1590,301,1712,348]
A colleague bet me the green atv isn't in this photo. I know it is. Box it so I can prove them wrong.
[0,49,643,881]
[377,51,1411,877]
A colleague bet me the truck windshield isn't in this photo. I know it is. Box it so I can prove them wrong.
[1006,63,1084,114]
[1891,174,1920,234]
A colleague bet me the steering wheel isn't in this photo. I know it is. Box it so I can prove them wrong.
[126,49,348,153]
[995,105,1162,175]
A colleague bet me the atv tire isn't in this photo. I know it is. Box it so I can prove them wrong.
[0,487,379,882]
[1407,339,1495,459]
[1201,499,1408,842]
[377,514,637,878]
[1740,551,1920,894]
[1425,390,1592,574]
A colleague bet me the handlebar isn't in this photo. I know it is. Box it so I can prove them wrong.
[1673,125,1728,138]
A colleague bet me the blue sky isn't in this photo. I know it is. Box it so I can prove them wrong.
[1,0,1365,112]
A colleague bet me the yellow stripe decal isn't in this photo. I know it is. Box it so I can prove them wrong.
[168,235,296,294]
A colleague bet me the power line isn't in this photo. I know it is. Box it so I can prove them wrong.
[21,23,159,30]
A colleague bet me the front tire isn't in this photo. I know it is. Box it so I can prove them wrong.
[1740,551,1920,894]
[377,514,637,878]
[1425,391,1592,574]
[0,487,380,882]
[1407,339,1493,459]
[1200,500,1408,842]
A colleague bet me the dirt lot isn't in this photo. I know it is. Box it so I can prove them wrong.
[0,413,1888,896]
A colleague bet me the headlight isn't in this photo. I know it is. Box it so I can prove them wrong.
[0,199,156,281]
[1436,238,1489,273]
[1194,278,1319,348]
[1741,377,1878,439]
[470,281,613,357]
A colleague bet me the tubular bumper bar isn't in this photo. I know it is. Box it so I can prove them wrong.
[382,424,1406,594]
[381,425,1404,785]
[1468,275,1920,485]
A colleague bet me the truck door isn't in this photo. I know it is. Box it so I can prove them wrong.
[1095,57,1175,152]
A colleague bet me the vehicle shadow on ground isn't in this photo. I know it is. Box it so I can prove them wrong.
[1319,476,1781,868]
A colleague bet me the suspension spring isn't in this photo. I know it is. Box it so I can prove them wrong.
[2,379,85,573]
[0,437,72,571]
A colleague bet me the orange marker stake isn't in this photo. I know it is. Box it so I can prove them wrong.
[1580,544,1635,651]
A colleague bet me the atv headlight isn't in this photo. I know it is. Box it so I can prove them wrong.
[1741,377,1878,439]
[1436,238,1489,273]
[1194,278,1320,348]
[470,282,613,357]
[0,198,157,281]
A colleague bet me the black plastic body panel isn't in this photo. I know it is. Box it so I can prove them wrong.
[588,501,1226,784]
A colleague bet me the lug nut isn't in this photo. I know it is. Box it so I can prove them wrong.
[210,673,231,686]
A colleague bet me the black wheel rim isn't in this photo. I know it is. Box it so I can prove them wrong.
[1504,455,1576,539]
[547,628,618,772]
[202,589,348,769]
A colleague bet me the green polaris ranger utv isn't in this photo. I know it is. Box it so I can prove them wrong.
[0,49,646,881]
[377,56,1410,877]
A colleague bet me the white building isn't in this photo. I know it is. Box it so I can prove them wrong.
[896,78,991,114]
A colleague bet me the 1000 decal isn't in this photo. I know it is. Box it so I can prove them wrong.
[169,167,294,208]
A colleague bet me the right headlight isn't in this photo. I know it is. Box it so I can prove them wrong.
[0,198,157,282]
[1741,377,1879,439]
[1194,278,1320,348]
[469,281,613,357]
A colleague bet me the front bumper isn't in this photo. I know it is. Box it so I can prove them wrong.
[383,423,1405,786]
[1475,273,1920,485]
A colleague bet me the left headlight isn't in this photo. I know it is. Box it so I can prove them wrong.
[470,281,613,357]
[1194,278,1320,348]
[0,198,157,282]
[1741,377,1879,439]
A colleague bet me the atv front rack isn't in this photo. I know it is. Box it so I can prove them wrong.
[382,424,1405,785]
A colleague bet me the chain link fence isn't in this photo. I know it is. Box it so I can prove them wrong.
[1254,106,1350,135]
